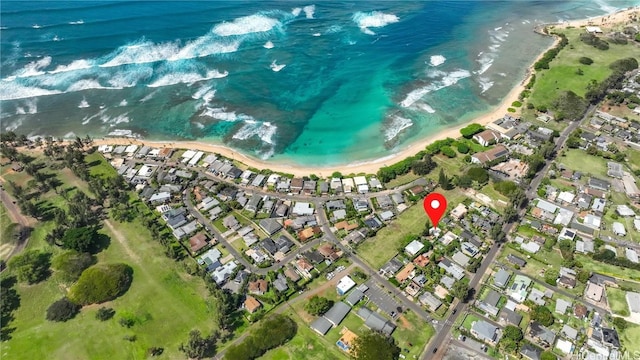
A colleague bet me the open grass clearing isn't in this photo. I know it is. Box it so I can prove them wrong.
[556,149,609,178]
[528,28,640,108]
[577,255,640,282]
[358,204,424,269]
[607,287,630,316]
[621,324,640,354]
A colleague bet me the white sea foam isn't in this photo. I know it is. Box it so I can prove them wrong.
[108,66,153,88]
[53,35,61,42]
[32,24,42,29]
[270,60,286,72]
[14,56,52,78]
[108,129,137,137]
[5,119,23,132]
[81,108,107,125]
[66,79,120,92]
[69,20,84,25]
[325,25,342,34]
[118,99,128,107]
[232,120,277,145]
[352,11,399,35]
[147,69,227,88]
[263,40,275,49]
[202,90,216,105]
[100,40,181,67]
[494,26,502,31]
[475,54,494,75]
[63,131,76,138]
[384,115,413,142]
[312,33,321,37]
[78,97,90,108]
[0,82,61,100]
[101,113,130,126]
[193,122,205,129]
[429,55,446,67]
[478,77,494,93]
[303,5,316,19]
[212,14,280,37]
[400,69,471,108]
[416,103,435,113]
[594,0,617,12]
[201,107,239,121]
[50,59,93,74]
[192,85,214,100]
[139,90,157,103]
[291,7,302,16]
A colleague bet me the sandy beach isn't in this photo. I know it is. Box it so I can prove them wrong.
[90,7,638,177]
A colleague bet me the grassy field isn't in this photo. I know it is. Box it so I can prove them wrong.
[606,287,630,316]
[577,255,640,282]
[3,153,216,359]
[358,204,425,269]
[621,324,640,353]
[0,202,19,252]
[528,28,640,108]
[556,149,609,178]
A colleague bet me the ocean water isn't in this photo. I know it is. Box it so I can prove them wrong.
[1,1,637,166]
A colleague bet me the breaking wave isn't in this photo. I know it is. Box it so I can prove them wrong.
[147,69,227,88]
[352,11,399,35]
[270,60,286,72]
[429,55,446,67]
[303,5,316,19]
[212,14,281,37]
[232,120,277,145]
[384,115,413,142]
[400,69,471,108]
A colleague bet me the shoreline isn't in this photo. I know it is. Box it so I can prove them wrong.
[90,7,639,177]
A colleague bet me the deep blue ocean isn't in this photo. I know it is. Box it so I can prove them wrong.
[1,1,637,165]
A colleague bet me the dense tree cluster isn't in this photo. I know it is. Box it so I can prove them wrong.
[304,296,333,316]
[534,33,568,70]
[69,263,133,305]
[351,331,401,360]
[179,329,219,359]
[585,57,639,104]
[52,251,95,282]
[460,123,484,139]
[224,314,297,360]
[531,305,554,326]
[579,32,609,50]
[8,250,51,284]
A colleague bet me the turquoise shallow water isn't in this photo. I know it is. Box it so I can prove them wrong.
[0,1,638,166]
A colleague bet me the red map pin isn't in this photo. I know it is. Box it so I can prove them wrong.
[423,192,447,229]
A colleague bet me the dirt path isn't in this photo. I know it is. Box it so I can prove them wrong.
[0,186,34,261]
[104,220,142,264]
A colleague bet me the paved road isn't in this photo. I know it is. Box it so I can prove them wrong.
[0,186,32,261]
[425,107,592,359]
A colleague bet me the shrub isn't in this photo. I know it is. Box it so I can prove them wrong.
[441,146,456,158]
[304,296,333,316]
[511,101,522,107]
[96,307,115,321]
[46,297,80,322]
[61,227,102,253]
[579,57,594,65]
[507,107,516,113]
[610,57,639,73]
[460,124,484,139]
[224,314,297,360]
[456,142,470,154]
[8,250,51,284]
[69,263,133,305]
[466,167,489,183]
[494,181,518,197]
[52,251,95,282]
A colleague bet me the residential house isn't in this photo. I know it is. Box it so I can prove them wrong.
[395,263,415,283]
[508,275,532,303]
[273,274,289,292]
[324,302,351,326]
[290,178,304,193]
[494,269,512,289]
[259,218,283,236]
[296,259,314,278]
[473,129,501,146]
[520,344,542,360]
[438,259,465,280]
[310,317,333,336]
[188,233,209,254]
[245,296,262,314]
[471,320,500,345]
[507,254,527,268]
[337,276,356,296]
[529,321,556,348]
[588,177,610,192]
[471,145,509,165]
[477,289,501,317]
[357,307,396,336]
[248,279,268,296]
[379,258,403,278]
[499,308,523,327]
[561,325,578,341]
[405,240,424,257]
[418,292,442,312]
[345,289,365,307]
[586,282,604,302]
[212,261,238,285]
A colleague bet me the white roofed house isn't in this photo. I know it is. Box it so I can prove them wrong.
[613,222,627,236]
[354,176,369,193]
[341,178,355,193]
[404,240,424,257]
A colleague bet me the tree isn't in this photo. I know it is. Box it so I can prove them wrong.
[69,263,133,305]
[304,296,333,316]
[179,329,218,359]
[457,175,473,189]
[8,250,51,284]
[52,251,95,282]
[452,279,470,301]
[531,305,554,326]
[224,314,297,360]
[499,325,523,353]
[46,297,81,322]
[579,57,594,65]
[613,317,628,331]
[438,169,452,190]
[411,155,436,175]
[96,307,116,321]
[460,123,484,139]
[577,269,590,283]
[466,167,488,183]
[543,269,559,286]
[1,276,20,340]
[351,331,400,360]
[457,142,470,154]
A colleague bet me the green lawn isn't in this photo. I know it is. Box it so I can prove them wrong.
[84,152,118,179]
[393,311,435,358]
[556,149,609,178]
[607,287,630,316]
[385,173,421,189]
[260,309,346,360]
[0,202,18,247]
[358,204,425,269]
[528,28,640,108]
[621,324,640,353]
[577,255,640,282]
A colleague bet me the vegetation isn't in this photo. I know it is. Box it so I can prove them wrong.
[178,329,219,360]
[0,276,20,341]
[552,90,588,121]
[45,297,80,322]
[494,181,519,197]
[303,296,333,316]
[351,330,401,360]
[8,250,51,284]
[579,56,594,65]
[499,325,523,353]
[51,251,95,282]
[593,249,640,271]
[224,314,297,360]
[534,33,568,70]
[530,305,554,326]
[543,269,559,286]
[68,263,133,305]
[95,307,116,321]
[541,351,557,360]
[614,317,629,332]
[60,226,102,253]
[460,124,484,139]
[579,32,609,50]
